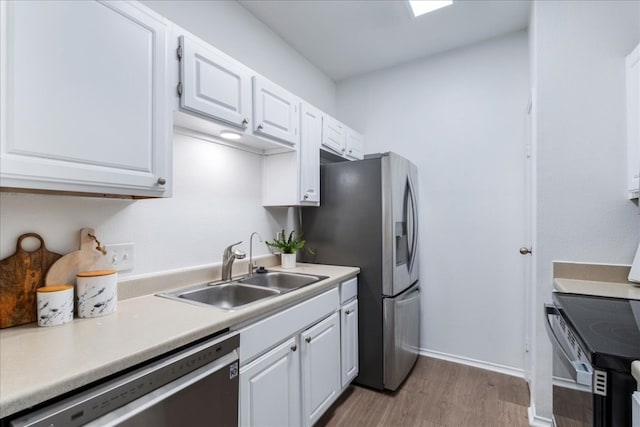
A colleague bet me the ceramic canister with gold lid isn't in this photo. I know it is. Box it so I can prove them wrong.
[37,285,74,327]
[76,269,118,318]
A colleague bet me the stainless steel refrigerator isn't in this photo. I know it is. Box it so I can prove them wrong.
[301,152,420,391]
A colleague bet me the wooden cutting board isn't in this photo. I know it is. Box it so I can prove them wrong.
[45,228,112,287]
[0,233,62,328]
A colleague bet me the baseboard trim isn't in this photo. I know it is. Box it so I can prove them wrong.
[528,405,553,427]
[418,348,525,379]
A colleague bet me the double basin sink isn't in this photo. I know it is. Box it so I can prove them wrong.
[159,271,328,311]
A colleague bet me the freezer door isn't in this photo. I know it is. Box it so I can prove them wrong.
[383,283,420,391]
[383,153,419,296]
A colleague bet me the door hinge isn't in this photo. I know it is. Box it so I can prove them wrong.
[176,44,183,61]
[177,82,183,97]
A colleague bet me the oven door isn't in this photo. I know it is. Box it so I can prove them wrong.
[545,304,596,427]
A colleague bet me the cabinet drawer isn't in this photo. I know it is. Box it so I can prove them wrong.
[340,277,358,305]
[238,287,339,364]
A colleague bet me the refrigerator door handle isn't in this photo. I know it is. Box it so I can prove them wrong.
[406,175,418,274]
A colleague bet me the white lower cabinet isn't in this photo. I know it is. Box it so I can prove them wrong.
[240,337,301,427]
[301,312,341,427]
[237,279,358,427]
[340,298,359,387]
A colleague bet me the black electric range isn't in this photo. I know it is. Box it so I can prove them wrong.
[548,292,640,427]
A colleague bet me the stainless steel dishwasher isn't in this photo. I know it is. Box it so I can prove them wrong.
[7,331,239,427]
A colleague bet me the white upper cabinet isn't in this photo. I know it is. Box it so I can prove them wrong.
[253,77,300,146]
[346,127,365,160]
[0,1,171,197]
[179,35,251,130]
[262,102,320,206]
[321,115,347,156]
[299,104,321,204]
[627,42,640,200]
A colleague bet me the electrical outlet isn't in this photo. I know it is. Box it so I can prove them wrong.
[104,242,135,272]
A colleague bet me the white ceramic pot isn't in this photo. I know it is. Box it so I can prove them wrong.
[281,253,297,269]
[37,285,74,327]
[76,269,118,318]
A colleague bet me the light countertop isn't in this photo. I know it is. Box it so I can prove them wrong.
[553,278,640,300]
[633,361,640,384]
[0,263,359,419]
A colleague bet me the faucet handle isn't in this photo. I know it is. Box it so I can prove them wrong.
[223,241,242,256]
[233,248,246,259]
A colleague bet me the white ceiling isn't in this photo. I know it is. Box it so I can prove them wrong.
[239,0,531,81]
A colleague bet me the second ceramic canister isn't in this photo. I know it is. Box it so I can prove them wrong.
[76,269,118,318]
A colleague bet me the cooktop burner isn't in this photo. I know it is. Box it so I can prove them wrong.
[553,292,640,373]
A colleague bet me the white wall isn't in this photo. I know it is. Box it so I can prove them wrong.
[0,1,337,278]
[337,32,530,372]
[531,0,640,421]
[141,0,337,115]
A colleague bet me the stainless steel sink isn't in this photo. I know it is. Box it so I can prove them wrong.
[158,271,327,311]
[238,272,327,291]
[161,282,280,310]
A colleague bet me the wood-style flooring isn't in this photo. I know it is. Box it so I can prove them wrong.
[317,356,530,427]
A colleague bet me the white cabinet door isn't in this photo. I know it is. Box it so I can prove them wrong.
[321,116,347,156]
[253,77,300,146]
[301,312,341,427]
[299,103,321,204]
[341,299,359,387]
[346,128,365,160]
[627,42,640,199]
[239,337,301,427]
[179,35,251,130]
[0,1,170,198]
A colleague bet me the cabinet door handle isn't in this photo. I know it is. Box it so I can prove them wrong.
[345,310,351,315]
[157,177,167,185]
[341,148,346,153]
[290,344,297,352]
[305,337,311,343]
[242,118,249,126]
[257,124,264,131]
[303,194,309,200]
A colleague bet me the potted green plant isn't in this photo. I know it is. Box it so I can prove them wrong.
[265,229,307,268]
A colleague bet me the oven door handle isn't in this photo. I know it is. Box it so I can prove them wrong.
[544,304,593,388]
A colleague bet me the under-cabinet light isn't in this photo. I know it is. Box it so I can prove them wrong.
[220,131,242,140]
[408,0,453,17]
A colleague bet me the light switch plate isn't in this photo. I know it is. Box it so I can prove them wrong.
[104,242,135,272]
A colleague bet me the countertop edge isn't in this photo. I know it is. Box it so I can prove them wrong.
[553,278,640,300]
[633,361,640,384]
[0,264,359,419]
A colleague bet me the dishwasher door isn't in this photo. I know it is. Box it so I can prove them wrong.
[89,351,239,427]
[9,332,239,427]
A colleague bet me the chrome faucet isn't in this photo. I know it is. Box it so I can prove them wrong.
[248,232,263,276]
[221,241,246,281]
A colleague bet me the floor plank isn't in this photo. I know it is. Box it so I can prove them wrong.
[317,356,530,427]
